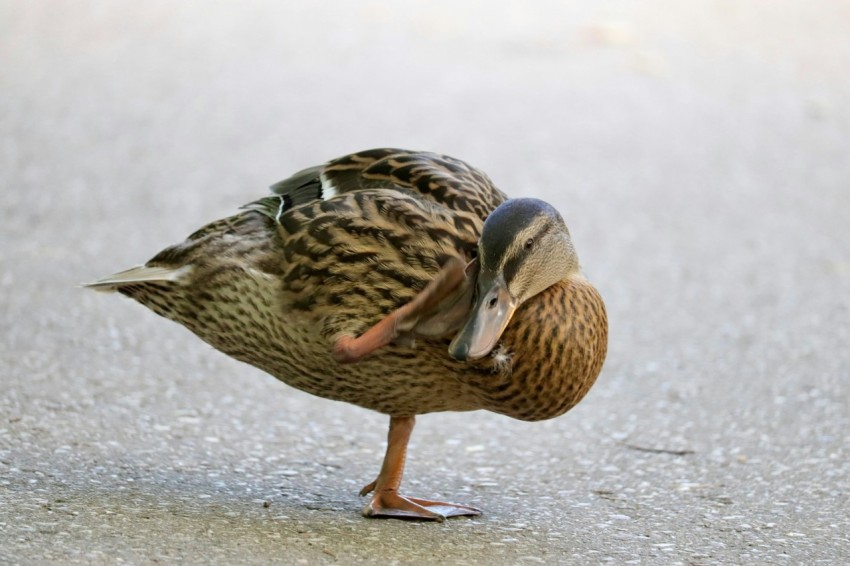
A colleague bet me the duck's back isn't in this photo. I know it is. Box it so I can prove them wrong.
[268,148,506,220]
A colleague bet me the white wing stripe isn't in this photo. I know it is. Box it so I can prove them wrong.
[319,171,339,200]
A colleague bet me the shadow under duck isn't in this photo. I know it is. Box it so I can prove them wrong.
[88,148,608,521]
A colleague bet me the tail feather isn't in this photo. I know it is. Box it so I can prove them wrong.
[84,265,193,292]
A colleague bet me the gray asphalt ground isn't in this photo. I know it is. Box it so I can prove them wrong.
[2,1,849,564]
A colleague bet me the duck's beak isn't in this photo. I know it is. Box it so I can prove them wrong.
[449,274,517,361]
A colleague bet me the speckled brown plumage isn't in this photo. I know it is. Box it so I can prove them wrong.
[89,148,608,520]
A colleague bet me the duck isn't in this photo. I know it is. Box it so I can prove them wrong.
[88,148,608,521]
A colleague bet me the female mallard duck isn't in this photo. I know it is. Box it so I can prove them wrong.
[89,148,607,521]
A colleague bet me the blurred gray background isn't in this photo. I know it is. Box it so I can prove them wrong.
[2,1,849,564]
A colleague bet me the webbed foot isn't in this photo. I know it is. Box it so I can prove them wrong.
[362,491,481,521]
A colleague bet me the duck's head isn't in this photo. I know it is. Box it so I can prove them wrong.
[449,198,580,361]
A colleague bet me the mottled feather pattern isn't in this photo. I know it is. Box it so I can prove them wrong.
[474,277,608,421]
[268,149,507,220]
[101,149,606,419]
[273,191,479,338]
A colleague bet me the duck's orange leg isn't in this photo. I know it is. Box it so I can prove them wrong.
[333,258,468,363]
[359,416,481,521]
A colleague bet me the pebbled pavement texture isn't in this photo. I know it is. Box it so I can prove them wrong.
[2,1,849,564]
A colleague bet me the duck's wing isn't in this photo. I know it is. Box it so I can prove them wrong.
[239,150,505,361]
[253,149,507,222]
[245,186,481,353]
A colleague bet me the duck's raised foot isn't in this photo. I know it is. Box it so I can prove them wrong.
[332,258,468,364]
[362,491,481,521]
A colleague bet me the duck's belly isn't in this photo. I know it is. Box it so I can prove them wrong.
[247,338,481,416]
[123,272,482,416]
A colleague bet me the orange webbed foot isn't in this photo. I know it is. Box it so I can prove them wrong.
[362,490,481,521]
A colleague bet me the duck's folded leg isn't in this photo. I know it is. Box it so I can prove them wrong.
[359,416,481,521]
[333,257,468,363]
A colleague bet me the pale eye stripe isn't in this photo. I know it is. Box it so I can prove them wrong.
[499,225,547,273]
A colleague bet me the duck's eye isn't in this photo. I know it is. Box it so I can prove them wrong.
[524,238,534,250]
